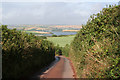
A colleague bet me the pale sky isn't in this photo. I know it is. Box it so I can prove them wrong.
[1,0,120,2]
[1,1,119,25]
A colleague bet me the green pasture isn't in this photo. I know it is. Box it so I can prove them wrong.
[47,35,75,47]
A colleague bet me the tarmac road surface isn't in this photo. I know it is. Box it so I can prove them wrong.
[30,56,75,80]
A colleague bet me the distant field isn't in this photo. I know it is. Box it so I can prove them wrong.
[24,31,50,34]
[47,35,75,47]
[62,30,79,32]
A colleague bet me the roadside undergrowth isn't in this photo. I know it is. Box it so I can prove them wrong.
[69,5,120,78]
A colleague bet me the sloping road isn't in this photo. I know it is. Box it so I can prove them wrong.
[30,56,76,80]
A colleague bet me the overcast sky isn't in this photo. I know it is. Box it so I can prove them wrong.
[1,1,118,25]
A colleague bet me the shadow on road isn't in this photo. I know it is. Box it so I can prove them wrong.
[29,56,60,80]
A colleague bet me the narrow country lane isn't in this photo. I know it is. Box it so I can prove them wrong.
[30,56,76,80]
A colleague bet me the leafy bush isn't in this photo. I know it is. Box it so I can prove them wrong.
[2,25,55,79]
[37,36,47,39]
[62,44,70,57]
[70,5,120,78]
[52,34,57,37]
[55,44,62,55]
